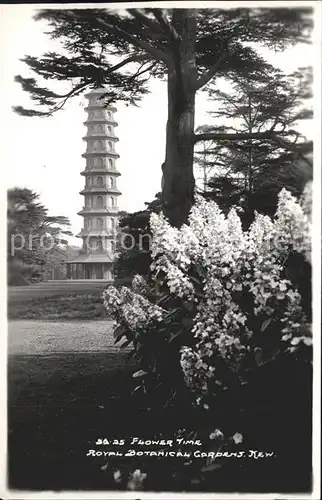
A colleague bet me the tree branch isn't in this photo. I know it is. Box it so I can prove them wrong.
[150,9,181,41]
[44,57,144,113]
[195,129,312,169]
[195,52,228,91]
[13,55,148,116]
[128,9,164,36]
[91,14,170,64]
[128,61,158,82]
[50,82,89,114]
[271,134,313,168]
[193,130,278,144]
[106,54,148,73]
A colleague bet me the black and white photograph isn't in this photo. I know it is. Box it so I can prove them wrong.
[1,2,320,498]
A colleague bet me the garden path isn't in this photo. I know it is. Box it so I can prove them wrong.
[7,319,123,355]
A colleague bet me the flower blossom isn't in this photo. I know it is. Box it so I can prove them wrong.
[103,283,165,332]
[104,183,311,407]
[127,469,147,491]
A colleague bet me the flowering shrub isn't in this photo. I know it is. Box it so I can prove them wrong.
[106,284,165,333]
[104,186,312,411]
[102,187,312,489]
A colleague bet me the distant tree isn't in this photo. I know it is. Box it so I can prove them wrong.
[194,67,313,227]
[7,188,72,285]
[14,7,313,227]
[41,245,80,281]
[113,195,162,285]
[194,137,217,192]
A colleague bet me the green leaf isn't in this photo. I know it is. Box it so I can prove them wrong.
[132,369,149,379]
[126,348,137,361]
[201,463,222,473]
[156,294,172,306]
[260,318,272,332]
[120,338,133,349]
[190,276,202,286]
[168,331,184,343]
[131,385,143,396]
[113,324,127,342]
[254,347,264,366]
[163,308,182,323]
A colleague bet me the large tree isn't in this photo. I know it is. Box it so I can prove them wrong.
[14,7,313,226]
[7,187,72,284]
[194,66,313,225]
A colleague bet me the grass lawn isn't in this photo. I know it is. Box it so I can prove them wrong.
[8,349,313,493]
[8,352,205,492]
[8,320,118,355]
[8,289,108,320]
[8,351,139,491]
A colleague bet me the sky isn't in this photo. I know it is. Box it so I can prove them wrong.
[0,4,316,246]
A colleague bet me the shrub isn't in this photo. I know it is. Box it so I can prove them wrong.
[103,184,312,489]
[105,185,311,395]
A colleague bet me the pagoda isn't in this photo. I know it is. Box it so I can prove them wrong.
[67,87,121,280]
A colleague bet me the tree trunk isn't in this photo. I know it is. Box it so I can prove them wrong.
[161,10,197,228]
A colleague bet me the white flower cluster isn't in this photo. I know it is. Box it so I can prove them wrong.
[150,184,312,401]
[103,184,311,404]
[150,213,197,299]
[180,346,212,396]
[301,181,312,221]
[103,281,165,332]
[132,274,149,295]
[273,188,311,263]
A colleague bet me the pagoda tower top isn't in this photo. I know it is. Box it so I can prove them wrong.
[84,87,117,112]
[86,86,106,93]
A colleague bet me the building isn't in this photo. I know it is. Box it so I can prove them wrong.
[66,87,121,280]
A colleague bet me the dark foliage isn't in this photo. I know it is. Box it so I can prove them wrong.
[7,187,72,284]
[8,349,311,492]
[14,7,313,226]
[113,194,162,284]
[195,67,313,227]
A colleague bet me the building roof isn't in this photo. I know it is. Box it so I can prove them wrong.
[80,168,121,177]
[86,86,107,95]
[67,253,113,264]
